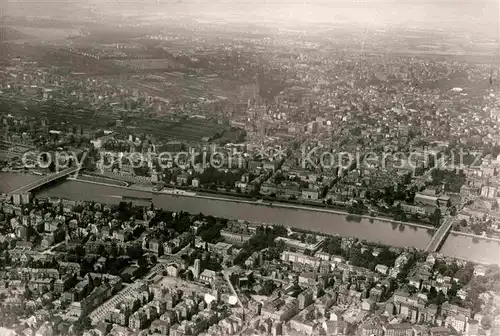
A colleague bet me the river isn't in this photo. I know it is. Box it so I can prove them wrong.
[1,172,499,265]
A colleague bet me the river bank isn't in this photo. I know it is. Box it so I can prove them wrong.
[64,178,500,265]
[2,172,499,264]
[448,230,500,243]
[1,171,436,232]
[73,176,438,232]
[75,174,129,187]
[194,193,437,232]
[1,172,491,241]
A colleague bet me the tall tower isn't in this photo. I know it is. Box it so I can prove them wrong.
[193,258,201,279]
[259,111,265,139]
[254,73,262,106]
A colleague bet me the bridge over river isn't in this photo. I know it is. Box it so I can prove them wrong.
[425,217,455,253]
[8,167,80,204]
[1,172,499,265]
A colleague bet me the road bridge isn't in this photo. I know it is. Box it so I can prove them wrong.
[425,217,455,252]
[8,166,80,197]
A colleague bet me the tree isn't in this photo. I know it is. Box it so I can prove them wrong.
[324,236,343,256]
[435,291,447,305]
[455,262,474,284]
[199,224,222,243]
[132,299,141,312]
[430,208,442,227]
[447,282,459,299]
[306,234,317,244]
[299,233,306,243]
[428,287,446,306]
[24,285,33,300]
[348,246,364,267]
[126,245,143,260]
[481,316,492,330]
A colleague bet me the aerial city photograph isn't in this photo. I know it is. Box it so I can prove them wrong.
[0,0,499,335]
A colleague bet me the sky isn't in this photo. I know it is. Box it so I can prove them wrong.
[2,0,499,36]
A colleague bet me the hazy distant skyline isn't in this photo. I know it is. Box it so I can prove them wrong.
[3,0,499,38]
